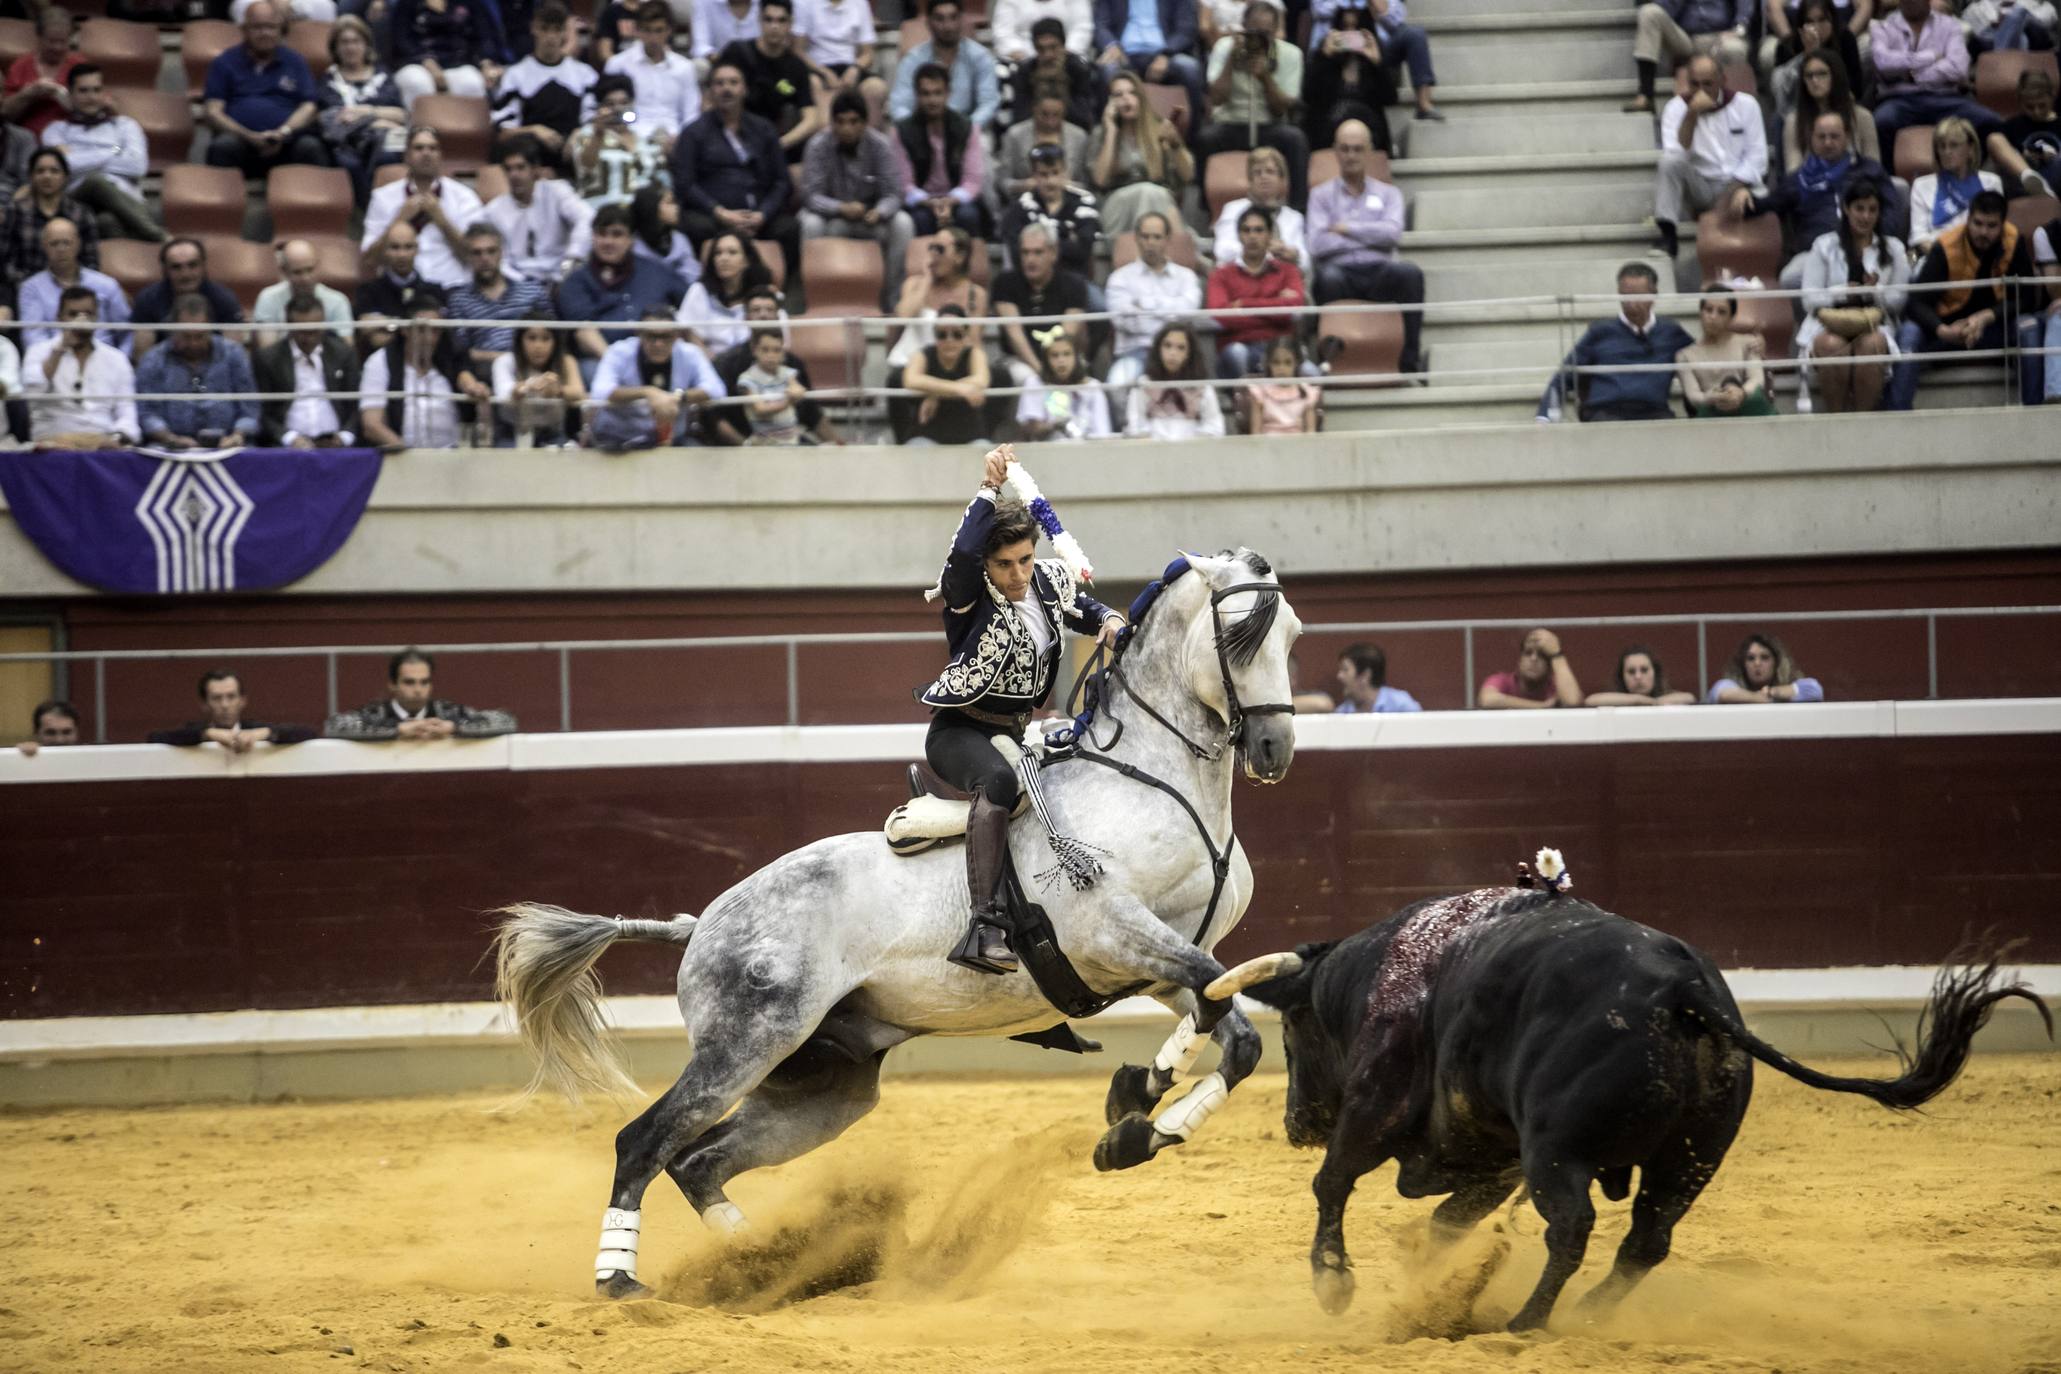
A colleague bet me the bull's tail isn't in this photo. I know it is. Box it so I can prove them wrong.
[1680,941,2052,1111]
[491,903,697,1104]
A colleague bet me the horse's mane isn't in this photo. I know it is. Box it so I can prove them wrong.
[1213,550,1282,668]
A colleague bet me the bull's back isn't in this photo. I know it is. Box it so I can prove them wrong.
[1430,905,1752,1168]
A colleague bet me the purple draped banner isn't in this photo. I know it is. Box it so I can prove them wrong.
[0,447,382,594]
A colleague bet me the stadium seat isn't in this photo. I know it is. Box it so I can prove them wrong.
[1974,49,2058,117]
[2007,194,2059,239]
[182,20,240,101]
[116,88,195,173]
[98,236,161,303]
[1729,291,1796,375]
[0,18,35,68]
[1204,152,1250,219]
[372,163,406,191]
[201,235,279,314]
[267,165,354,238]
[410,93,492,172]
[898,17,924,54]
[1142,82,1188,136]
[286,19,332,78]
[474,164,509,204]
[791,238,884,389]
[306,233,362,292]
[78,18,160,88]
[902,233,990,285]
[1894,124,1936,181]
[1317,300,1405,383]
[1110,228,1200,270]
[1695,209,1782,286]
[162,164,249,238]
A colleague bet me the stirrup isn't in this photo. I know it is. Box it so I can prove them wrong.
[947,913,1018,976]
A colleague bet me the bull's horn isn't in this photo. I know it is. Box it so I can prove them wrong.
[1204,951,1304,1002]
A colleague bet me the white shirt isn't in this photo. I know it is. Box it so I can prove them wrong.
[360,349,462,448]
[603,43,700,135]
[484,180,596,284]
[1211,198,1309,277]
[1104,257,1203,358]
[361,176,487,290]
[21,337,139,442]
[1011,591,1053,656]
[675,282,749,352]
[989,0,1094,58]
[1660,92,1768,189]
[795,0,873,66]
[693,0,759,58]
[0,335,20,400]
[283,341,350,445]
[44,113,148,199]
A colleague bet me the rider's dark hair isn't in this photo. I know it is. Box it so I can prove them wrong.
[984,501,1039,558]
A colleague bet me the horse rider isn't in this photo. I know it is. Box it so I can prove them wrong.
[917,446,1125,975]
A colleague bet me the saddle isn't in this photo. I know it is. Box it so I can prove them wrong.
[883,742,1029,856]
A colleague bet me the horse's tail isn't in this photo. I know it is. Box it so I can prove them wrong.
[1680,938,2051,1111]
[491,903,697,1104]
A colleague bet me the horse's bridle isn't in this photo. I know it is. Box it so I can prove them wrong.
[1089,581,1295,763]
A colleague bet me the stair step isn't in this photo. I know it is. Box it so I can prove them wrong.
[1404,224,1674,267]
[1410,0,1635,16]
[1402,110,1656,159]
[1410,181,1659,231]
[1427,38,1633,88]
[1421,253,1671,304]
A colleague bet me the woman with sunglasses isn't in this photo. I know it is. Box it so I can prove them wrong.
[886,229,990,441]
[901,305,991,447]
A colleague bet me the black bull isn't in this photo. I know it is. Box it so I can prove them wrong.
[1243,888,2051,1332]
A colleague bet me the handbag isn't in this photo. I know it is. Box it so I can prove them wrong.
[1816,306,1882,339]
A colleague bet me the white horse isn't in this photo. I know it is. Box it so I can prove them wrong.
[494,550,1305,1297]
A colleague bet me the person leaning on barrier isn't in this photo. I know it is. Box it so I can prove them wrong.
[1705,632,1824,704]
[1585,644,1697,707]
[21,283,136,448]
[588,305,725,450]
[325,647,518,740]
[16,699,80,756]
[1676,285,1775,419]
[1332,642,1421,714]
[1887,190,2043,411]
[254,292,361,447]
[148,667,317,750]
[705,284,839,445]
[1478,628,1584,710]
[358,287,488,450]
[134,292,260,450]
[1537,261,1695,423]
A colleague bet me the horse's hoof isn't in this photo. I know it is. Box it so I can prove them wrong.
[596,1270,653,1301]
[1104,1063,1166,1125]
[1092,1112,1160,1172]
[1312,1257,1356,1315]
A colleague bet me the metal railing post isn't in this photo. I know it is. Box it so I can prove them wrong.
[1695,620,1707,699]
[94,656,106,744]
[1927,614,1938,699]
[324,652,338,719]
[1462,626,1474,709]
[786,641,800,728]
[558,648,572,733]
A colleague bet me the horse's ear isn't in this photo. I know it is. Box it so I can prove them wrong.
[1244,940,1335,1010]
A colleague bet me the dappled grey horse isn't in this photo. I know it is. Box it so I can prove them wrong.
[494,551,1307,1297]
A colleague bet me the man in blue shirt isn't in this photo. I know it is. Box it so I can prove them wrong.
[134,293,261,448]
[1092,0,1206,141]
[1537,261,1694,423]
[201,1,329,176]
[1333,643,1422,714]
[556,203,688,373]
[589,305,726,450]
[887,0,1000,130]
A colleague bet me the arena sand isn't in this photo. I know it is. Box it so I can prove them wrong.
[3,1056,2057,1374]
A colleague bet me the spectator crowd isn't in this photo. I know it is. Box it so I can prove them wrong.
[0,0,2048,448]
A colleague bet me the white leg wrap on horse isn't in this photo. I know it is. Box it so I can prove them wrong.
[1152,1013,1208,1079]
[596,1207,640,1279]
[1152,1071,1229,1142]
[701,1201,747,1235]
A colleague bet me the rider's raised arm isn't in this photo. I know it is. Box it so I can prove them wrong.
[938,484,1001,613]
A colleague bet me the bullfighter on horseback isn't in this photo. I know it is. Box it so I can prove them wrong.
[917,446,1124,976]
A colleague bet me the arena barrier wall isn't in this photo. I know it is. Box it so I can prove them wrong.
[3,703,2055,1104]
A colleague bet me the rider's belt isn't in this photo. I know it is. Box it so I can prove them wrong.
[955,704,1033,731]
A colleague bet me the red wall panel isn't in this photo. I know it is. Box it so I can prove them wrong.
[4,734,2055,1020]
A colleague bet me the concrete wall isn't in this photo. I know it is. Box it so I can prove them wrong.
[3,411,2057,597]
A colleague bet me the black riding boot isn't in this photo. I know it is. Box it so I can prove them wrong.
[948,793,1018,975]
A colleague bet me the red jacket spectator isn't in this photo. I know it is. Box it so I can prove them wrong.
[2,49,80,140]
[1206,253,1305,349]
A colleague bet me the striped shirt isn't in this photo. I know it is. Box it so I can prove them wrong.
[448,275,551,356]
